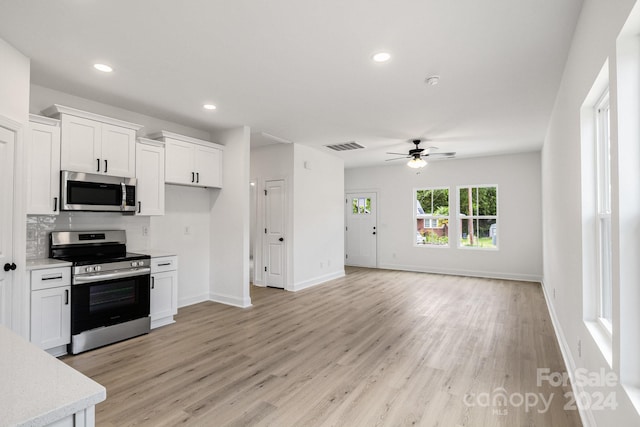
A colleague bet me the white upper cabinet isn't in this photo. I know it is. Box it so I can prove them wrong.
[44,105,142,178]
[26,115,61,215]
[164,138,194,185]
[135,138,165,216]
[194,144,222,188]
[151,131,223,188]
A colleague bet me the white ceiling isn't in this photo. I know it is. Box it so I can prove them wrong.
[0,0,583,168]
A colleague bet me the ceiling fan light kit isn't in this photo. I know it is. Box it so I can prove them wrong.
[407,157,427,168]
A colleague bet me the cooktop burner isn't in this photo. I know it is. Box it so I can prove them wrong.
[49,230,149,266]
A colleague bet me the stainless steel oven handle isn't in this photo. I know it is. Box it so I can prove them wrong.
[73,267,151,285]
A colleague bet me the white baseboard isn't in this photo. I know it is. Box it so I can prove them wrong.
[291,270,345,292]
[540,280,595,427]
[377,263,542,283]
[178,293,210,308]
[209,292,252,308]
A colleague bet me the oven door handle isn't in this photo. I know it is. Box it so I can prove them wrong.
[73,267,151,285]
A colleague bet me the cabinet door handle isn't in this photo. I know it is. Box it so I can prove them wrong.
[191,172,195,183]
[138,201,141,213]
[53,197,58,212]
[151,276,155,289]
[42,275,63,281]
[65,289,69,305]
[157,262,171,267]
[97,158,100,172]
[196,172,199,183]
[104,159,108,173]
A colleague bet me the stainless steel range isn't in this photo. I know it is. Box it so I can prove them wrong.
[49,230,151,354]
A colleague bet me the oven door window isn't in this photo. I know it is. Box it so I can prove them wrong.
[90,281,137,312]
[71,275,150,334]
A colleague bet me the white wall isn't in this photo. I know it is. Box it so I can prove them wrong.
[250,143,294,286]
[29,84,210,141]
[0,38,29,123]
[209,126,251,307]
[542,0,640,425]
[150,186,211,307]
[292,144,345,290]
[346,152,542,281]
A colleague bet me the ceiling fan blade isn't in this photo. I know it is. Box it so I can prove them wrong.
[385,156,410,161]
[385,152,409,156]
[425,152,456,157]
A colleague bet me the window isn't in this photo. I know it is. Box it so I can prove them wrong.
[596,89,612,332]
[415,188,449,246]
[352,197,371,214]
[458,185,498,249]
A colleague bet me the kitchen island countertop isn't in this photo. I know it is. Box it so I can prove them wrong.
[0,325,105,427]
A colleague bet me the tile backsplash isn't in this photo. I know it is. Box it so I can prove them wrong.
[27,213,151,259]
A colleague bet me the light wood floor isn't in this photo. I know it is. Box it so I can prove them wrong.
[63,268,581,427]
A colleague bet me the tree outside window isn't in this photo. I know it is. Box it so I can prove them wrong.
[458,186,498,249]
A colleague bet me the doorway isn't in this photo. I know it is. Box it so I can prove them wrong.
[345,192,377,267]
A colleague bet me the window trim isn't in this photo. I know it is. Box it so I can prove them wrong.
[456,184,499,250]
[414,187,450,248]
[595,88,613,334]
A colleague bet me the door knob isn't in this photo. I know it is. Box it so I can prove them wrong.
[372,232,376,235]
[3,263,16,272]
[279,237,284,242]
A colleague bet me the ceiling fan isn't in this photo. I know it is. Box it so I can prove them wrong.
[386,139,456,168]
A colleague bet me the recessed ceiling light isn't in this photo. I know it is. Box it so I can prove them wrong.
[203,104,217,110]
[425,75,440,86]
[93,63,113,73]
[372,52,391,63]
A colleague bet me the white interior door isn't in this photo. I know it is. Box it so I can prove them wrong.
[264,180,286,288]
[345,192,377,267]
[0,125,15,327]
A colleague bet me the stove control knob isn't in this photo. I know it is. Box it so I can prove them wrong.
[95,265,102,272]
[86,266,94,273]
[131,261,138,267]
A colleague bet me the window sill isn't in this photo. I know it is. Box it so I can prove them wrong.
[457,246,499,251]
[622,384,640,417]
[585,320,613,368]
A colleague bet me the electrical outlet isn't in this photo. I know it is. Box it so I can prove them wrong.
[142,226,149,236]
[320,261,324,269]
[327,259,331,267]
[553,288,555,299]
[184,226,191,235]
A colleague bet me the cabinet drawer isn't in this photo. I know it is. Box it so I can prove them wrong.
[151,256,177,273]
[31,267,71,291]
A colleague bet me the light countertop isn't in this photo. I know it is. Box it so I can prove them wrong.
[26,258,72,271]
[130,249,177,258]
[0,326,106,427]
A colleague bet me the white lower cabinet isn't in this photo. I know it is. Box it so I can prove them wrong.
[30,267,71,356]
[150,256,178,329]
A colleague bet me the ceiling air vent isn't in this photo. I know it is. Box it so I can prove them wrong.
[324,142,365,152]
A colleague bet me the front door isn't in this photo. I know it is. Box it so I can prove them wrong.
[264,180,286,288]
[0,125,15,327]
[345,192,377,267]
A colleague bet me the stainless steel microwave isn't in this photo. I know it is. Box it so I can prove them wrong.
[60,171,137,213]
